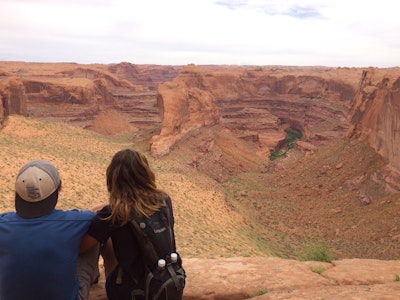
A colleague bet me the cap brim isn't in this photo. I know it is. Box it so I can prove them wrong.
[15,190,58,218]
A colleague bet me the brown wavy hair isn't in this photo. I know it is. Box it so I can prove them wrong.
[106,149,167,225]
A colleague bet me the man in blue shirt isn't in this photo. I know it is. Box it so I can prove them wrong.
[0,160,97,300]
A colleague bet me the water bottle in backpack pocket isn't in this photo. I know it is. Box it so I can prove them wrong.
[145,254,186,300]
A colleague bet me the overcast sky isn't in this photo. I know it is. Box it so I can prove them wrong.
[0,0,399,67]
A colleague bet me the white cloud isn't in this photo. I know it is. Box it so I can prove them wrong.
[0,0,399,67]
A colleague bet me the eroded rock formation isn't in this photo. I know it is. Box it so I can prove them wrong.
[347,67,400,190]
[150,67,221,156]
[150,65,360,170]
[0,77,28,123]
[2,61,400,189]
[0,62,181,130]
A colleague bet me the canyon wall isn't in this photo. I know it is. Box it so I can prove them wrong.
[2,61,400,189]
[0,62,180,130]
[0,77,28,121]
[150,65,360,160]
[347,67,400,190]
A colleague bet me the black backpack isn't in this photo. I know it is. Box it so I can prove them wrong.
[128,198,186,300]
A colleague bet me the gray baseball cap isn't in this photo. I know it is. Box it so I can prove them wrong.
[15,160,60,218]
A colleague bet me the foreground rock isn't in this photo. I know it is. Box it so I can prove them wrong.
[89,257,400,299]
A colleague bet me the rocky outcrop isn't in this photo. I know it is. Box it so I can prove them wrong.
[107,62,181,91]
[150,65,360,159]
[20,77,118,130]
[0,62,177,130]
[0,62,361,146]
[0,77,28,124]
[89,257,400,300]
[3,61,400,190]
[347,67,400,190]
[23,78,114,105]
[150,68,221,156]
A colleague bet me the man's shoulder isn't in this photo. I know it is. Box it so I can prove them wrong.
[0,212,17,221]
[52,209,95,221]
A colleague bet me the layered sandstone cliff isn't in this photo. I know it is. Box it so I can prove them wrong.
[347,67,400,190]
[150,65,360,175]
[150,66,221,156]
[2,61,400,190]
[0,62,180,130]
[0,77,28,121]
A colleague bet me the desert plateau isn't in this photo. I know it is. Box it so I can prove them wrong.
[1,61,400,299]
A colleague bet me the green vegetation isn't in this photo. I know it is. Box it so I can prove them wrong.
[249,288,268,297]
[311,266,325,274]
[270,128,302,160]
[285,129,302,149]
[395,274,400,282]
[269,150,284,161]
[299,235,333,263]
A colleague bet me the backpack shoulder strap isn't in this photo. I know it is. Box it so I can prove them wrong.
[129,216,159,268]
[128,198,175,268]
[162,199,176,251]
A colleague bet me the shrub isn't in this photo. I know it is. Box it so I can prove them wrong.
[249,289,268,297]
[285,128,302,141]
[270,151,284,160]
[311,266,325,274]
[299,236,333,263]
[269,128,302,161]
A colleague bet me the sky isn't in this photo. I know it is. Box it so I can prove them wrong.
[0,0,399,68]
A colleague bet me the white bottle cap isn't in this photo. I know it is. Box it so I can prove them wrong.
[158,259,166,268]
[171,253,178,262]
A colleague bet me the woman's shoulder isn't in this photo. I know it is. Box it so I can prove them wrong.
[95,205,112,218]
[163,195,172,204]
[162,195,174,214]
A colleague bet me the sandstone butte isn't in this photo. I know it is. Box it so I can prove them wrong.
[1,61,400,299]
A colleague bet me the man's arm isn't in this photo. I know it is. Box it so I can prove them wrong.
[79,234,98,254]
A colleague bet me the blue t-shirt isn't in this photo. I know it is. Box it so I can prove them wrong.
[0,209,95,300]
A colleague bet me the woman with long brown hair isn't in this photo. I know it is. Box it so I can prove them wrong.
[80,149,183,300]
